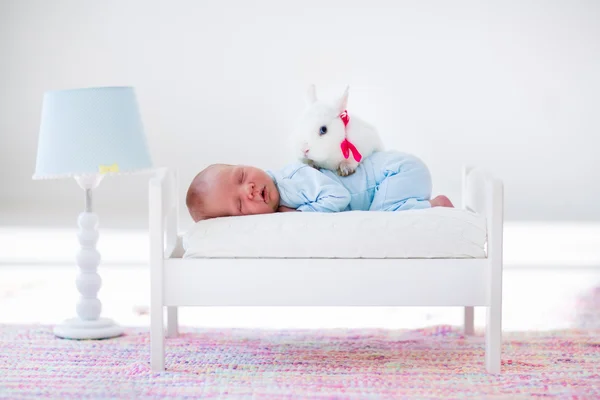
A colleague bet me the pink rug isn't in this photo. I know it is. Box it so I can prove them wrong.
[0,324,599,399]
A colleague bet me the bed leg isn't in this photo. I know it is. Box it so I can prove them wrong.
[485,178,503,374]
[167,307,179,338]
[463,167,477,335]
[464,306,475,335]
[150,303,165,372]
[485,301,502,374]
[485,257,503,373]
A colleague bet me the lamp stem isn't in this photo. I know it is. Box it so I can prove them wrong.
[53,176,123,340]
[85,188,92,212]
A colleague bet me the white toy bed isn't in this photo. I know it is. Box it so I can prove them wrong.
[149,166,504,373]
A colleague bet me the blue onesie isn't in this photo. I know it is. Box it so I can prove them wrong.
[266,150,432,212]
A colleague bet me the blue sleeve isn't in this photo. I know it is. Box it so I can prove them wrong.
[273,164,351,212]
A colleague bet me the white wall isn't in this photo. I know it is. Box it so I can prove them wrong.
[1,0,599,230]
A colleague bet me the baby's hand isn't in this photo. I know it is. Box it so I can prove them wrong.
[277,205,298,212]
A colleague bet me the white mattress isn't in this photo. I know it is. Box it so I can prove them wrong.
[182,208,487,259]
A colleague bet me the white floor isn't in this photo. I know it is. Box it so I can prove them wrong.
[1,222,600,332]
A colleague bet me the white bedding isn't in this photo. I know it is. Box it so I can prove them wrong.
[182,208,487,259]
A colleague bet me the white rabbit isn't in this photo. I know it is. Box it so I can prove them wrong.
[291,85,384,176]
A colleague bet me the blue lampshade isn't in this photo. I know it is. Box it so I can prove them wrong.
[33,86,153,179]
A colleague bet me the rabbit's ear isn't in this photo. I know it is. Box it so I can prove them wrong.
[335,85,350,113]
[306,84,317,105]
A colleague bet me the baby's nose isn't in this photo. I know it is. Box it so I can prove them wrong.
[246,183,259,199]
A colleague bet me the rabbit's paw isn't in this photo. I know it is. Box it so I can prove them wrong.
[302,158,319,169]
[337,160,357,176]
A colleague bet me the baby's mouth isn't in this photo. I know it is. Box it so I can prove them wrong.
[261,187,267,203]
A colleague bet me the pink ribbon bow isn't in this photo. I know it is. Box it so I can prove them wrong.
[339,110,362,162]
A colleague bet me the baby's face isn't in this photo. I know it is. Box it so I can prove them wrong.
[200,165,279,218]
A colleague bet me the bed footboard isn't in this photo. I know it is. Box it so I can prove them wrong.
[463,165,504,373]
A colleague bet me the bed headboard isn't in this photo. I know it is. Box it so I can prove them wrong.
[149,167,180,259]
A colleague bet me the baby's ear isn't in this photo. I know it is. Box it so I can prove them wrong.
[306,84,317,105]
[335,85,350,113]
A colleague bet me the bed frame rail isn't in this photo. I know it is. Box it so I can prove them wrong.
[149,165,504,374]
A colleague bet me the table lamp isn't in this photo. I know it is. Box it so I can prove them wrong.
[33,86,153,339]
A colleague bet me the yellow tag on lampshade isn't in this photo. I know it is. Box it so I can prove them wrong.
[98,163,120,174]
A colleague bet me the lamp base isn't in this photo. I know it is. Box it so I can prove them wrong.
[53,317,124,340]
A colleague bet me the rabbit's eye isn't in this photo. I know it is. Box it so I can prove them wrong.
[319,126,327,135]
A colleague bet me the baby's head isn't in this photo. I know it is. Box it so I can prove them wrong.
[186,163,280,222]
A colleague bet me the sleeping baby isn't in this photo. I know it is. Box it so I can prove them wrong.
[185,150,453,222]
